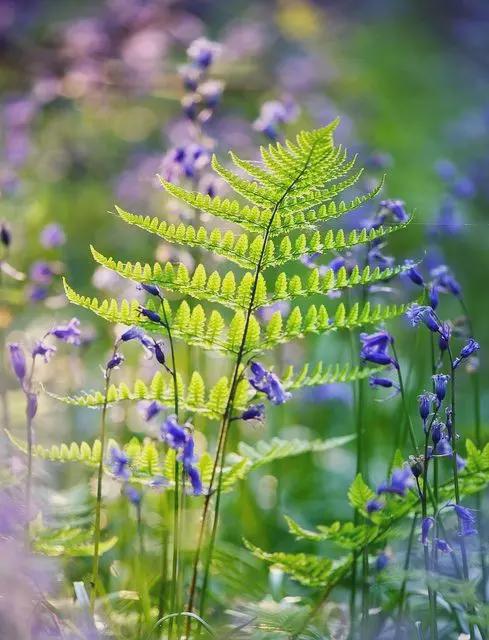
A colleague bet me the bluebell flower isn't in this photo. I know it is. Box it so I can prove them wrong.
[49,318,81,344]
[187,465,203,496]
[40,223,65,248]
[428,284,439,309]
[369,376,396,389]
[180,436,197,469]
[0,221,11,247]
[123,484,142,506]
[430,265,462,298]
[109,447,131,480]
[120,326,144,342]
[403,259,424,286]
[253,98,299,140]
[431,420,443,446]
[161,415,187,449]
[248,362,291,405]
[106,352,124,371]
[453,338,480,369]
[452,176,475,200]
[30,260,54,285]
[142,400,164,422]
[378,199,409,223]
[438,323,451,352]
[328,256,346,273]
[418,392,434,425]
[434,438,453,457]
[199,80,224,108]
[26,393,38,420]
[367,245,395,269]
[360,330,398,368]
[421,516,434,545]
[432,374,450,405]
[406,304,442,333]
[178,63,202,91]
[240,403,266,422]
[451,504,477,537]
[366,498,384,514]
[187,37,221,69]
[435,538,453,553]
[152,340,167,367]
[377,467,415,497]
[8,343,26,382]
[32,341,56,363]
[139,306,163,325]
[140,283,161,297]
[376,551,390,571]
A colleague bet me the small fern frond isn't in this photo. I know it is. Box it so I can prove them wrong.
[281,361,382,390]
[285,516,378,550]
[50,371,251,421]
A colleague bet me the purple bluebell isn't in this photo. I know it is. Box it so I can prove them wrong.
[140,283,161,297]
[161,415,187,449]
[180,436,197,469]
[187,37,221,69]
[199,80,224,109]
[453,338,480,369]
[8,343,26,382]
[153,340,167,367]
[369,376,395,389]
[0,222,11,247]
[327,256,346,273]
[406,304,442,333]
[451,504,477,537]
[40,223,65,248]
[435,538,453,553]
[109,447,131,480]
[49,318,81,344]
[432,374,450,405]
[431,420,443,446]
[434,438,453,457]
[26,393,38,420]
[106,352,124,371]
[253,98,299,140]
[410,458,424,478]
[418,392,434,425]
[124,484,141,506]
[438,323,451,352]
[366,498,384,514]
[241,403,266,421]
[139,306,163,324]
[360,330,398,368]
[378,199,409,223]
[430,265,462,299]
[428,284,439,309]
[376,551,390,571]
[30,260,54,285]
[178,64,202,91]
[367,245,395,269]
[248,362,291,405]
[377,467,415,497]
[187,465,203,496]
[142,400,164,422]
[120,326,144,342]
[32,341,56,363]
[403,259,424,286]
[421,516,434,545]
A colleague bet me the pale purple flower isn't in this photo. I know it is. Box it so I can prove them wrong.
[40,223,65,248]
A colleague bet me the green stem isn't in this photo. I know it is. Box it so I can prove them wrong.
[392,344,419,456]
[90,343,118,614]
[396,513,418,637]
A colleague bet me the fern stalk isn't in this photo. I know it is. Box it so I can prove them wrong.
[186,142,320,633]
[90,342,118,613]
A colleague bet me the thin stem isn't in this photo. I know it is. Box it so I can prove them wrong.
[186,142,318,635]
[90,343,118,614]
[157,492,169,623]
[392,344,419,456]
[157,294,181,638]
[396,513,419,637]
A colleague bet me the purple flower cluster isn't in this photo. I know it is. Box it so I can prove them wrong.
[161,415,202,495]
[248,361,291,405]
[253,97,299,140]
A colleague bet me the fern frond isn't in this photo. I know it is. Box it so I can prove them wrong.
[244,541,351,589]
[285,516,378,550]
[50,371,251,420]
[258,299,408,353]
[262,219,410,270]
[281,361,382,390]
[160,179,271,234]
[115,206,261,270]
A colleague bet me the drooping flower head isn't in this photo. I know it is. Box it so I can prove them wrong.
[403,259,424,286]
[453,338,480,369]
[366,498,384,514]
[8,343,26,382]
[421,516,435,545]
[360,330,398,368]
[432,374,450,406]
[406,304,442,333]
[161,415,187,450]
[248,362,291,405]
[49,318,81,345]
[109,447,131,480]
[451,503,477,537]
[241,403,266,422]
[32,341,56,363]
[377,467,415,497]
[106,352,124,372]
[418,392,435,425]
[378,199,409,223]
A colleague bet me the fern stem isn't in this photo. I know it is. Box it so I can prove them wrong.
[90,342,118,614]
[186,143,319,636]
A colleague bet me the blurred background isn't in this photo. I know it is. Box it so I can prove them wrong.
[1,0,489,618]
